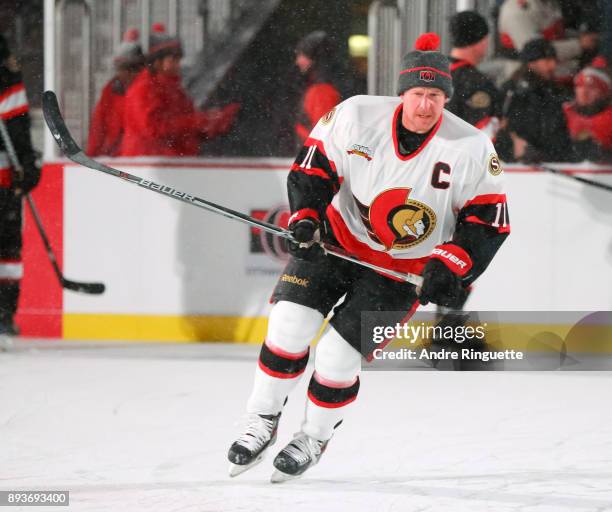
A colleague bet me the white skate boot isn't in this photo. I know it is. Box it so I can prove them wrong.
[227,412,280,477]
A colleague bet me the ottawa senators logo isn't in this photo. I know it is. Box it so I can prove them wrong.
[419,70,435,82]
[354,188,436,250]
[488,153,503,176]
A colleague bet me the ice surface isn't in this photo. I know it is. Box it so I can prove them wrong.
[1,341,611,511]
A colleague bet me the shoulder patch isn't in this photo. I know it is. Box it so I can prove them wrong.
[468,91,491,109]
[488,153,503,176]
[320,107,336,125]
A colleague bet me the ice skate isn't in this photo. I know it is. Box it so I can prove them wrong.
[227,412,280,477]
[270,431,328,483]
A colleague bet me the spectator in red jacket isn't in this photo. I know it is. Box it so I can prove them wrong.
[87,29,144,156]
[294,31,341,144]
[120,24,239,157]
[563,64,612,162]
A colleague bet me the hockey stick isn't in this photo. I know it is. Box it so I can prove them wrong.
[0,117,105,294]
[541,166,612,193]
[42,90,423,287]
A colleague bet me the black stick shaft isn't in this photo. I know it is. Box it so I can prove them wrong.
[25,195,64,281]
[542,166,612,193]
[0,115,105,294]
[42,90,423,287]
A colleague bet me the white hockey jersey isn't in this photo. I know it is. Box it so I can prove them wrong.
[288,95,510,279]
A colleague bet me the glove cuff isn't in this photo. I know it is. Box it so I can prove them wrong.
[430,243,473,277]
[288,208,319,226]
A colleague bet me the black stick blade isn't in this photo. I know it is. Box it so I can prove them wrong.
[42,91,82,157]
[61,278,106,295]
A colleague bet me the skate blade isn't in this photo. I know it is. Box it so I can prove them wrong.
[228,454,264,477]
[270,469,303,484]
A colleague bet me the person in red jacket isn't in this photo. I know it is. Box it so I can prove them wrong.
[87,29,144,156]
[563,64,612,162]
[294,31,342,144]
[120,24,239,157]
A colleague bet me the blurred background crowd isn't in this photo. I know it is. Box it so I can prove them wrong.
[1,0,611,162]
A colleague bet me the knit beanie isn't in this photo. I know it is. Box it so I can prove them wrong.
[520,38,557,63]
[450,11,489,48]
[296,30,333,62]
[114,28,144,68]
[575,66,611,96]
[147,23,182,62]
[397,33,453,98]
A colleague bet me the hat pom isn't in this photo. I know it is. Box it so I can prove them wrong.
[151,22,166,34]
[123,28,139,42]
[415,32,440,51]
[591,55,608,69]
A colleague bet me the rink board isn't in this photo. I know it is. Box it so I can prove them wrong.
[16,158,612,342]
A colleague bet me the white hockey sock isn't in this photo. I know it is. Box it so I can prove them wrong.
[301,327,361,441]
[246,301,324,415]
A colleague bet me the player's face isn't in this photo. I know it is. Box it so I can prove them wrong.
[401,87,446,133]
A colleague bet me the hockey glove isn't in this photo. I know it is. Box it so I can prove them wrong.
[419,243,472,309]
[287,210,323,261]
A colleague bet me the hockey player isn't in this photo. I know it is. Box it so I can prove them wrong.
[0,35,40,334]
[227,33,510,482]
[447,11,502,140]
[87,28,144,156]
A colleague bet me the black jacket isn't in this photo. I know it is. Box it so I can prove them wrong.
[497,68,575,162]
[447,58,502,128]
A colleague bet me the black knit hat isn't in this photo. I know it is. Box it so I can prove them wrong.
[147,23,182,62]
[296,30,333,61]
[397,33,453,98]
[114,28,144,69]
[450,11,489,48]
[520,38,557,63]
